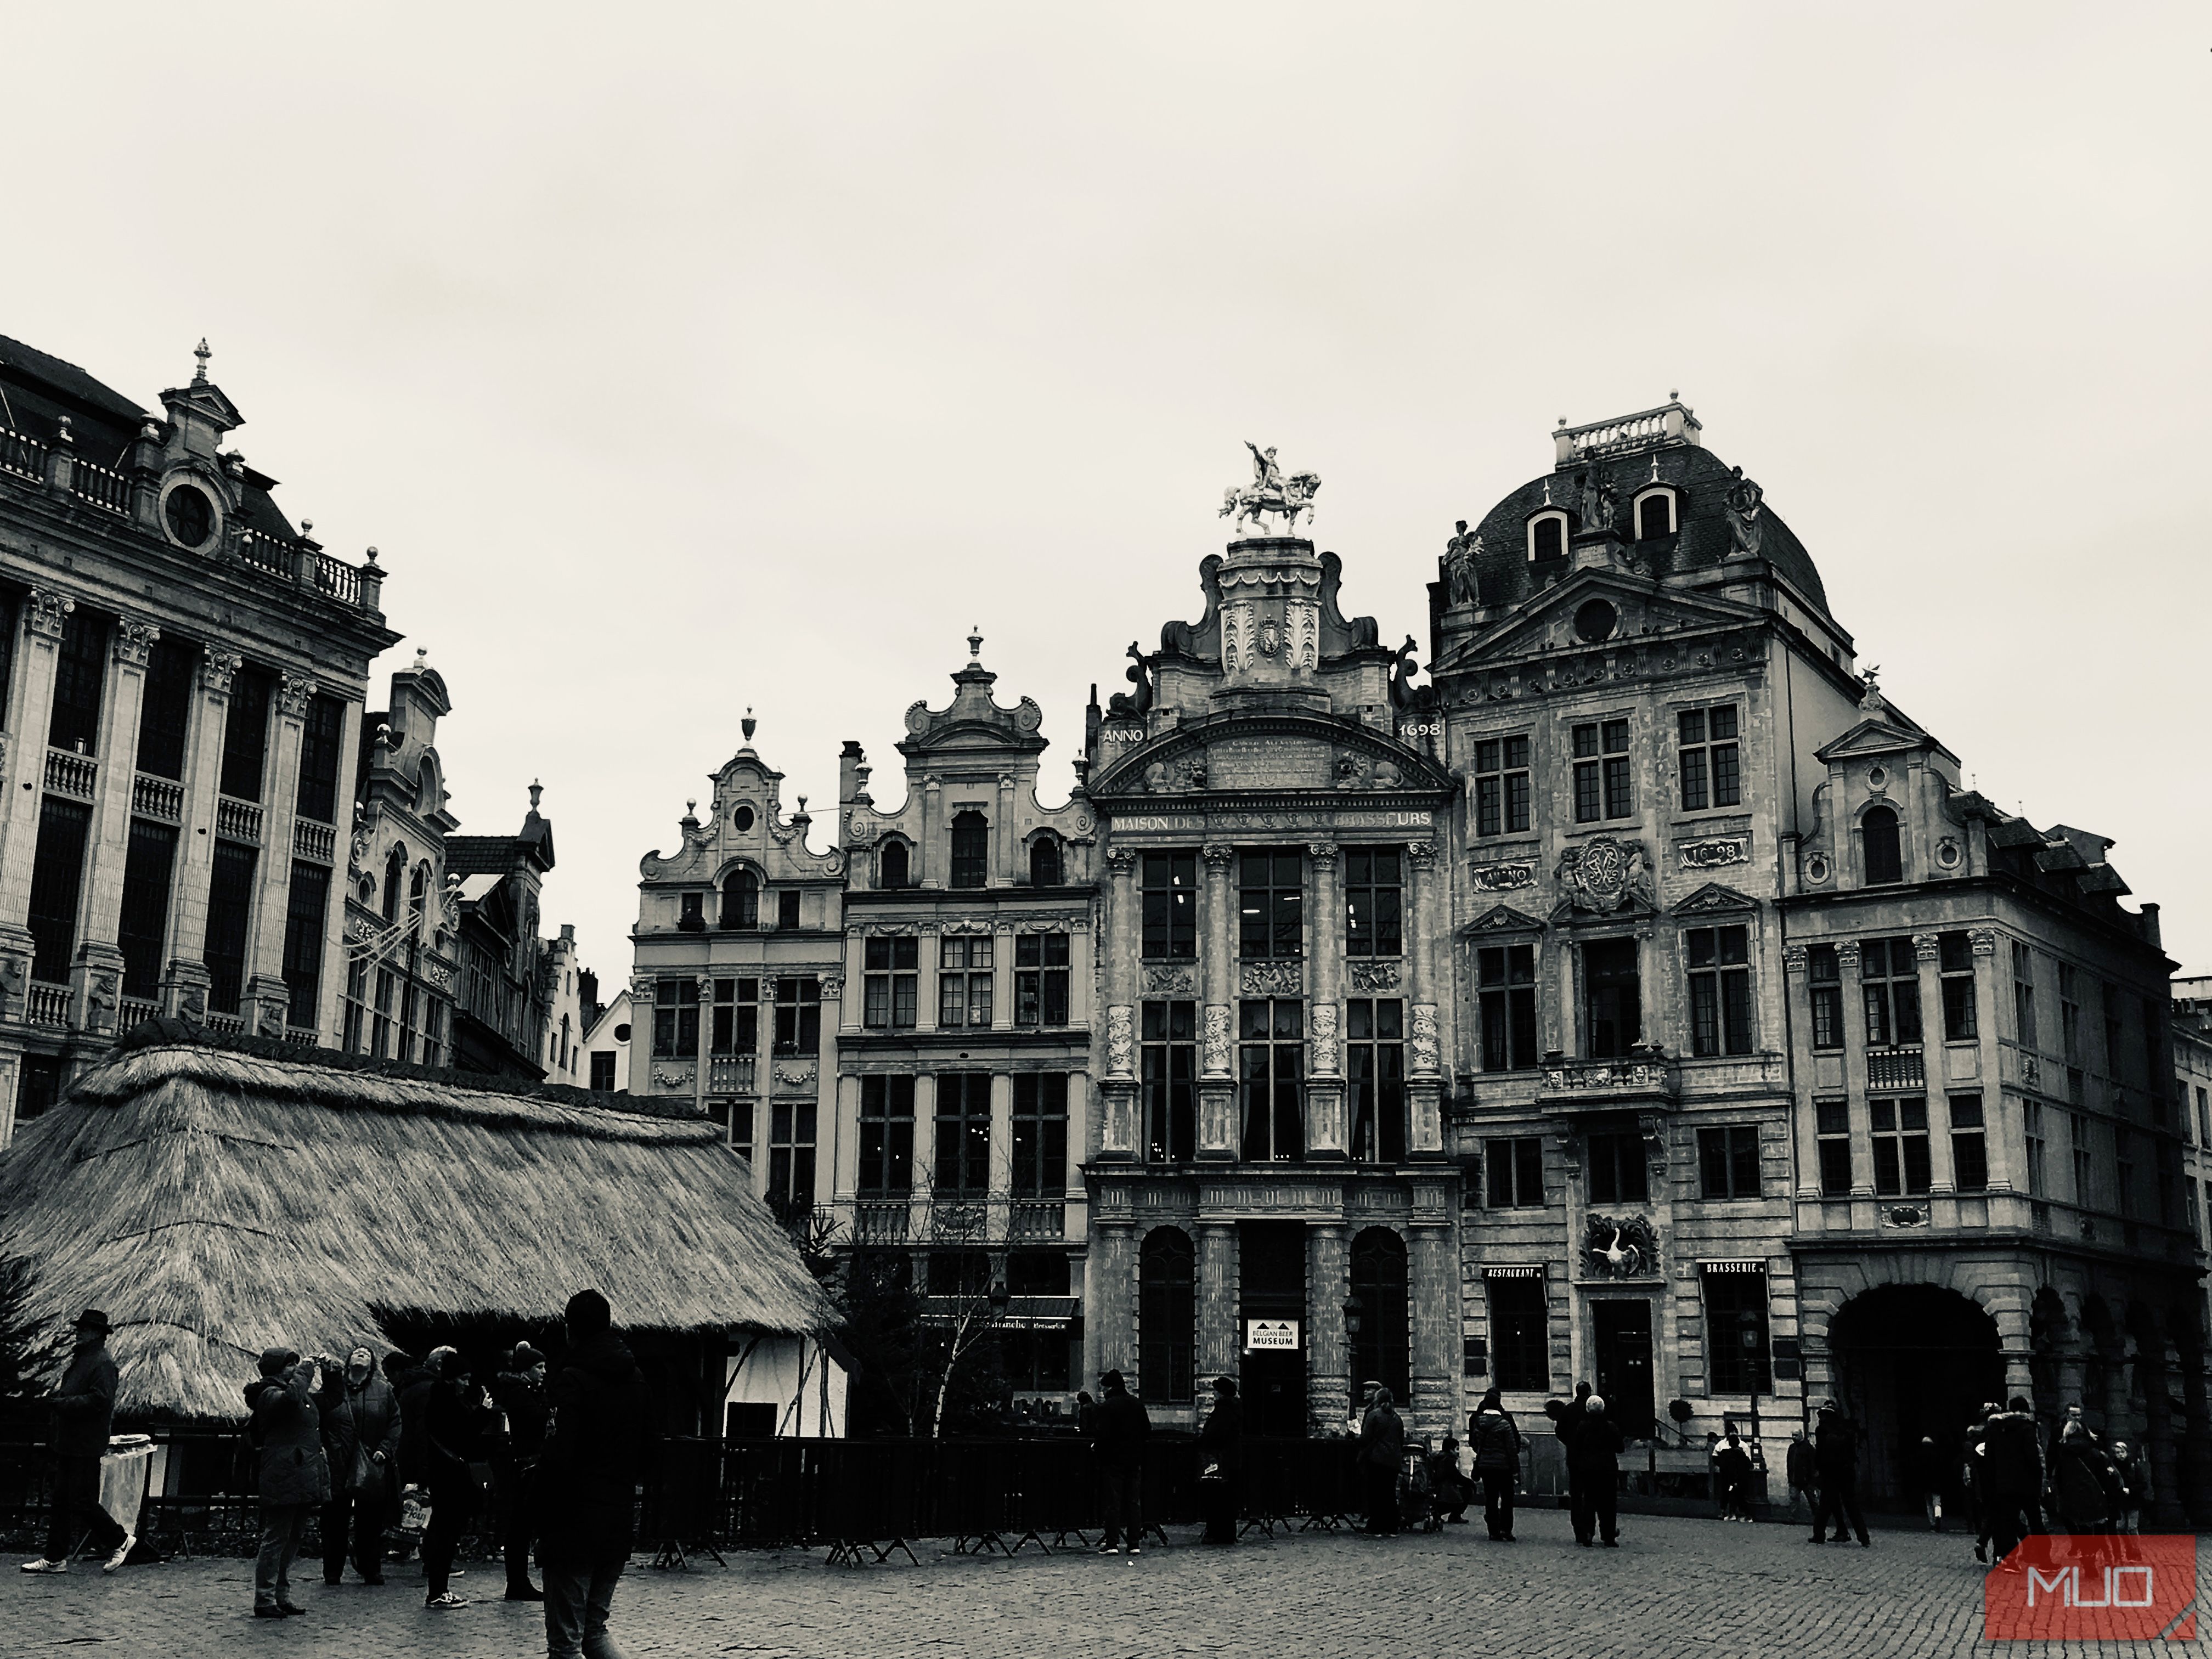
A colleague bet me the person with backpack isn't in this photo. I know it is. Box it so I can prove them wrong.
[1468,1387,1523,1541]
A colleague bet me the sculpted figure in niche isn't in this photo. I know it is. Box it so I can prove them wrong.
[1444,521,1482,607]
[1107,642,1154,717]
[1581,470,1618,533]
[1726,466,1764,555]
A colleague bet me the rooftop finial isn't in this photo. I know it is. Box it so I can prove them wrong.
[413,646,428,671]
[740,706,757,745]
[193,338,211,384]
[968,626,983,663]
[1669,388,1679,401]
[301,518,314,537]
[528,778,543,811]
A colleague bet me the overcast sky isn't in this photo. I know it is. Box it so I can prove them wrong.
[9,5,2208,981]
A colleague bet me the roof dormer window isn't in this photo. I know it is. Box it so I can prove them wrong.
[1527,511,1567,563]
[1633,487,1677,540]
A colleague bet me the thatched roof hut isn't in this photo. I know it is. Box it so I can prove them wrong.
[0,1023,833,1423]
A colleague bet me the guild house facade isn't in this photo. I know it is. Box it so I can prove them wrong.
[618,417,2205,1516]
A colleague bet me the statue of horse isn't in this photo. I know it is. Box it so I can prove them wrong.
[1220,471,1322,535]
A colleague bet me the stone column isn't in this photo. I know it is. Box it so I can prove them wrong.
[1098,849,1138,1159]
[1090,1220,1136,1378]
[1198,843,1238,1159]
[1306,842,1346,1159]
[1409,1216,1459,1438]
[0,591,74,966]
[1912,932,1951,1195]
[1197,1221,1239,1381]
[308,699,365,1046]
[919,776,943,887]
[1837,944,1871,1215]
[1780,945,1820,1199]
[988,1069,1015,1243]
[1308,1222,1350,1432]
[1405,842,1444,1156]
[692,972,713,1118]
[244,673,314,1035]
[161,650,239,1022]
[996,772,1015,881]
[72,616,157,1036]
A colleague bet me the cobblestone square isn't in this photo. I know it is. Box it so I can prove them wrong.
[6,1511,2202,1659]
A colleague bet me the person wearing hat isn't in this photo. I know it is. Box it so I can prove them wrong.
[489,1341,551,1600]
[19,1310,130,1576]
[244,1345,330,1616]
[1089,1368,1150,1555]
[537,1290,647,1659]
[1195,1376,1243,1545]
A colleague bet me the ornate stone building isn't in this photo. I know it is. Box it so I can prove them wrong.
[628,714,845,1210]
[1430,400,2204,1519]
[1079,507,1458,1436]
[0,335,391,1140]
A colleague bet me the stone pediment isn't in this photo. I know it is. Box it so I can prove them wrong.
[1463,903,1544,935]
[1669,882,1759,917]
[1090,711,1451,801]
[1434,567,1763,675]
[1814,715,1943,764]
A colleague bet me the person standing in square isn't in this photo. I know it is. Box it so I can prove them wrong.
[18,1310,129,1576]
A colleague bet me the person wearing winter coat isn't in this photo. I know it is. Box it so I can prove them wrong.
[1784,1430,1818,1523]
[2050,1421,2122,1537]
[537,1289,648,1659]
[1713,1426,1756,1522]
[1090,1369,1151,1554]
[18,1309,129,1577]
[245,1346,331,1617]
[1909,1435,1949,1531]
[1469,1388,1523,1541]
[2107,1439,2149,1533]
[1808,1400,1869,1547]
[420,1348,493,1609]
[1976,1396,2044,1564]
[1558,1392,1624,1547]
[1358,1384,1406,1537]
[1195,1376,1243,1545]
[1428,1436,1473,1525]
[488,1342,550,1600]
[319,1346,399,1585]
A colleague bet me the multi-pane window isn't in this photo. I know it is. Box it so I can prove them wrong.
[1949,1093,1988,1192]
[342,958,367,1054]
[1861,805,1903,885]
[864,938,918,1029]
[774,977,821,1055]
[2058,964,2081,1065]
[420,999,445,1070]
[1861,937,1922,1047]
[1014,933,1070,1026]
[938,936,995,1029]
[877,840,910,890]
[1572,719,1632,822]
[1478,944,1538,1071]
[1473,736,1532,837]
[2023,1100,2046,1197]
[1704,1272,1771,1395]
[726,1095,753,1164]
[1587,1130,1647,1204]
[1141,853,1197,961]
[1809,944,1843,1049]
[768,1100,816,1213]
[47,607,106,755]
[1939,932,1977,1040]
[679,890,707,933]
[1139,1228,1197,1404]
[1012,1073,1069,1197]
[398,980,420,1063]
[2070,1111,2094,1206]
[776,889,802,931]
[2012,945,2037,1048]
[203,840,257,1014]
[1239,849,1303,960]
[294,692,345,825]
[1344,849,1402,958]
[218,667,273,803]
[1677,706,1741,811]
[1486,1136,1544,1207]
[281,860,330,1030]
[859,1075,916,1197]
[1141,1000,1197,1163]
[1871,1098,1932,1196]
[653,978,700,1057]
[1698,1126,1762,1199]
[1584,938,1640,1058]
[370,966,396,1059]
[2114,1125,2137,1219]
[1029,837,1063,888]
[721,870,759,929]
[136,638,197,782]
[1815,1098,1852,1195]
[934,1071,992,1196]
[1487,1277,1548,1391]
[1238,1000,1304,1162]
[950,811,989,889]
[1347,998,1405,1163]
[590,1052,617,1092]
[712,978,760,1053]
[1686,926,1752,1057]
[117,818,179,998]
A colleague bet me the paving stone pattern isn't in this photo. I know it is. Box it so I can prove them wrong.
[2,1512,2202,1659]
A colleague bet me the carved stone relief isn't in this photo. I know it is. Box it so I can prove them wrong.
[1410,1003,1440,1074]
[1347,960,1401,991]
[1202,1005,1232,1074]
[1239,961,1302,997]
[1105,1005,1135,1076]
[1310,1002,1340,1075]
[1143,966,1195,996]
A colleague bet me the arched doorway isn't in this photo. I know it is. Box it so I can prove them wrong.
[1827,1284,2003,1505]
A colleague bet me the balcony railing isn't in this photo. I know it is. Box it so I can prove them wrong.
[709,1056,755,1094]
[1539,1053,1678,1108]
[236,529,291,576]
[1553,400,1700,464]
[202,1011,245,1036]
[43,749,97,803]
[1865,1047,1926,1092]
[119,997,158,1030]
[282,1026,319,1046]
[26,982,70,1028]
[292,819,337,864]
[0,426,47,482]
[215,795,263,844]
[132,772,184,822]
[1010,1199,1066,1241]
[70,459,129,516]
[853,1201,911,1244]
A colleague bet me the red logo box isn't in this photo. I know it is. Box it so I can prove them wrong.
[1986,1535,2197,1641]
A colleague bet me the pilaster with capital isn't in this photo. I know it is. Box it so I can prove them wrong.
[1197,843,1239,1159]
[1404,840,1444,1155]
[165,652,241,990]
[1197,1222,1240,1380]
[1089,1220,1137,1380]
[1307,1222,1350,1431]
[1304,842,1347,1159]
[242,673,317,1031]
[78,619,159,988]
[0,590,74,938]
[1098,846,1141,1161]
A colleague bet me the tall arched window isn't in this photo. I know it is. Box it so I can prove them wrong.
[382,846,405,922]
[1350,1227,1410,1403]
[1528,511,1567,562]
[1029,836,1062,888]
[1139,1227,1196,1404]
[1634,489,1675,540]
[721,868,759,929]
[408,864,428,938]
[878,840,910,890]
[950,811,989,890]
[1863,805,1903,886]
